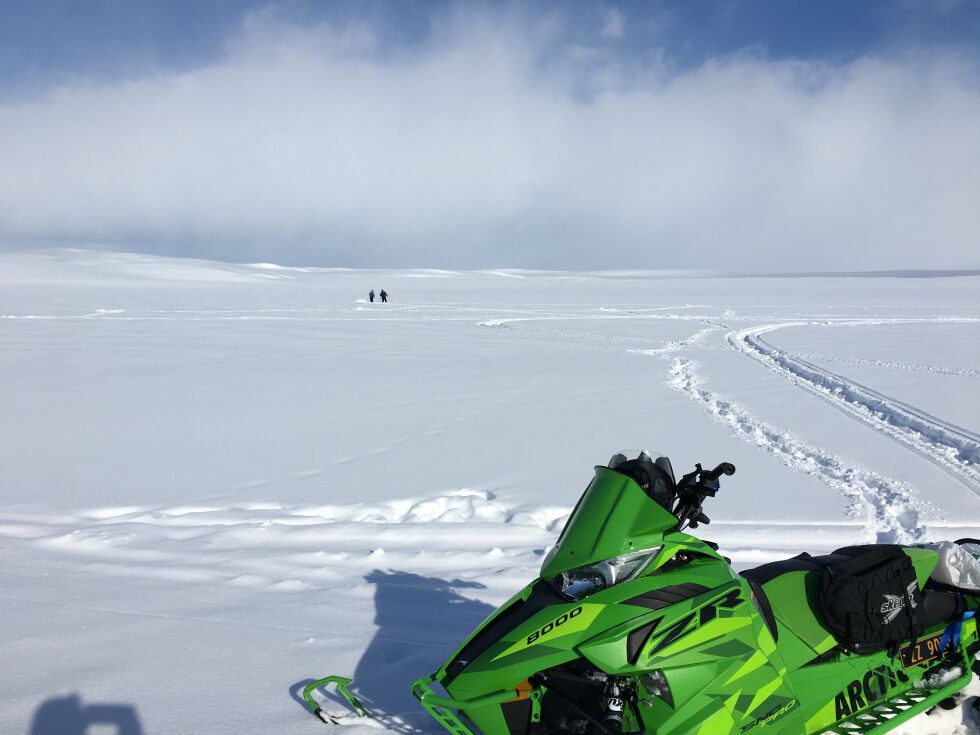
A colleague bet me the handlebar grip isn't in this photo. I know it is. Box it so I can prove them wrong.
[703,462,736,482]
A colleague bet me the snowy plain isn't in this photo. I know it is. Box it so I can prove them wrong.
[1,250,978,734]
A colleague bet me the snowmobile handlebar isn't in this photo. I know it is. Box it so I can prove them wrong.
[673,461,735,530]
[702,462,736,482]
[677,461,736,490]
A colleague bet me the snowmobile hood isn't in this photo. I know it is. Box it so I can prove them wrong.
[434,546,736,701]
[540,466,677,579]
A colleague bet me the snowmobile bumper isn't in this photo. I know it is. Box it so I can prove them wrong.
[412,674,528,735]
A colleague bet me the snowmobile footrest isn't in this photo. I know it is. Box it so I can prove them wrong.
[826,665,972,735]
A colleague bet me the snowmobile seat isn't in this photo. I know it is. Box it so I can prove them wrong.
[741,553,846,655]
[742,551,965,659]
[741,552,849,585]
[919,585,962,626]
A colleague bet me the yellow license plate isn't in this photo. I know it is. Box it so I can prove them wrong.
[898,632,948,668]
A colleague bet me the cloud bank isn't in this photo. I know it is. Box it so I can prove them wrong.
[0,8,978,270]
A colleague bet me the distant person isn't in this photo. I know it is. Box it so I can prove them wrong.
[380,289,388,303]
[369,290,375,303]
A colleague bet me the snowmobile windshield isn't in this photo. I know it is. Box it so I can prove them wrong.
[540,462,679,579]
[607,449,676,509]
[607,449,666,469]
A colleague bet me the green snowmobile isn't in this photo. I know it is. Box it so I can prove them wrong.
[411,451,980,735]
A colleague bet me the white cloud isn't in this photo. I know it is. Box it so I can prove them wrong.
[600,6,626,40]
[0,9,978,269]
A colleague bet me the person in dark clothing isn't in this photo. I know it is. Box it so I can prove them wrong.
[369,290,375,303]
[380,289,388,303]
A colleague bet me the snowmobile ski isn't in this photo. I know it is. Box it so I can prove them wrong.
[303,675,368,724]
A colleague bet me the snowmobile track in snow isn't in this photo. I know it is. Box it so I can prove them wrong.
[666,356,927,544]
[482,310,940,543]
[729,320,980,494]
[788,352,980,377]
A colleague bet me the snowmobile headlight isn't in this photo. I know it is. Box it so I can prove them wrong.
[554,548,660,601]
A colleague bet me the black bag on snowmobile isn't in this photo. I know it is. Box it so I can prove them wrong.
[819,545,924,652]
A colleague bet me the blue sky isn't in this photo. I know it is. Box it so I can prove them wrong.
[0,1,978,269]
[3,0,978,97]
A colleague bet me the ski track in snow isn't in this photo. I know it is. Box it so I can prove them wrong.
[729,320,980,493]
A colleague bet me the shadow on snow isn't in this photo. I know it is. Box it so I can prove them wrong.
[293,570,497,732]
[29,694,142,735]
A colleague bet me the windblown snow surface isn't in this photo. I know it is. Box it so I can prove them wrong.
[2,250,979,734]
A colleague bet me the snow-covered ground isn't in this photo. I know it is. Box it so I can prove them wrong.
[2,250,978,734]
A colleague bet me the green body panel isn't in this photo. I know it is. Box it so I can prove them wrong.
[576,564,741,673]
[414,466,980,735]
[541,468,678,578]
[469,701,511,735]
[445,556,736,699]
[759,571,837,655]
[768,621,823,671]
[581,577,805,735]
[904,547,939,587]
